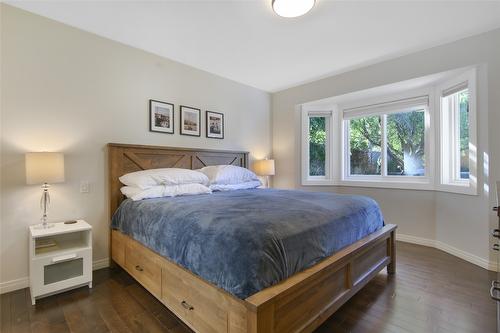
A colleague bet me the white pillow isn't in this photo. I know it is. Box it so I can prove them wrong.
[119,168,209,189]
[120,186,143,198]
[209,180,262,192]
[198,165,259,185]
[120,183,211,201]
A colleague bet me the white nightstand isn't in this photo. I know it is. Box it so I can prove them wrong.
[29,220,92,305]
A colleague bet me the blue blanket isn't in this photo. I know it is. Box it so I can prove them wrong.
[111,189,384,299]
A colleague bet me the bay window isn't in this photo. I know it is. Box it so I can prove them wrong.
[300,67,478,195]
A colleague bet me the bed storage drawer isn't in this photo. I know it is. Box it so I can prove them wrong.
[124,239,162,298]
[161,262,228,333]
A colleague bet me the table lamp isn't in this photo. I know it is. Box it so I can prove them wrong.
[253,159,275,188]
[25,152,65,229]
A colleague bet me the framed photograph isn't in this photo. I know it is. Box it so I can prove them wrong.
[206,111,224,139]
[180,105,201,137]
[149,99,174,134]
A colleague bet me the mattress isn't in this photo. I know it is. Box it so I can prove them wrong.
[111,188,384,299]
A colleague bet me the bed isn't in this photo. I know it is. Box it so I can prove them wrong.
[108,143,396,333]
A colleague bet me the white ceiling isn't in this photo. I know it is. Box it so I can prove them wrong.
[7,1,500,92]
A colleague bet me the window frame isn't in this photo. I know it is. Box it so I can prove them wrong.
[339,91,434,190]
[301,106,335,185]
[437,69,477,195]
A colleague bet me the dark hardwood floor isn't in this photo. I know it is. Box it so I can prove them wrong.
[1,242,496,333]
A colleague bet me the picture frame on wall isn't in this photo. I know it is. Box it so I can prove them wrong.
[180,105,201,137]
[149,99,174,134]
[206,111,224,139]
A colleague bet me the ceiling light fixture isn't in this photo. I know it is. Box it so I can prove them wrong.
[272,0,315,18]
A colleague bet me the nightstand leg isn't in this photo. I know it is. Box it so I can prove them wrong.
[31,296,35,305]
[88,281,92,288]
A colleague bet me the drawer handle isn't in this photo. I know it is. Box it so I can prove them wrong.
[52,253,77,263]
[493,244,500,251]
[491,281,500,301]
[492,229,500,238]
[135,265,144,272]
[181,300,194,311]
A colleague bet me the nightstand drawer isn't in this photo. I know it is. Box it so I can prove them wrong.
[125,240,161,297]
[31,247,92,297]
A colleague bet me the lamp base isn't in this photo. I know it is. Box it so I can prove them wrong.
[264,176,270,188]
[33,222,55,230]
[37,184,54,229]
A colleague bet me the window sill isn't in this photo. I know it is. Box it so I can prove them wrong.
[338,178,433,191]
[302,179,336,186]
[301,178,478,195]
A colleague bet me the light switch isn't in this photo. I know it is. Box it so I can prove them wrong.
[80,181,89,193]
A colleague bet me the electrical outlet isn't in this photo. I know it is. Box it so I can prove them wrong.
[80,181,90,193]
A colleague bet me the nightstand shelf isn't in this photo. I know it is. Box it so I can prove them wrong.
[34,233,90,257]
[29,220,92,305]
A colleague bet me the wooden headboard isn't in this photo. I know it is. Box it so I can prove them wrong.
[108,143,249,216]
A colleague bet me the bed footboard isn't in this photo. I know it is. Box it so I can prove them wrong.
[245,224,397,333]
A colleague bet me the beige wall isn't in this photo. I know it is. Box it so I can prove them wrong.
[0,5,271,290]
[272,28,500,269]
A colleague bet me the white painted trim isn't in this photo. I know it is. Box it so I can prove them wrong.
[336,177,433,190]
[396,233,435,247]
[397,234,496,271]
[0,277,29,294]
[92,257,110,270]
[301,105,335,185]
[436,67,478,196]
[0,257,110,294]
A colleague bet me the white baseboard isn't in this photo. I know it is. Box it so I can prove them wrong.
[92,257,110,270]
[0,277,29,295]
[397,234,497,271]
[0,257,110,294]
[396,234,435,247]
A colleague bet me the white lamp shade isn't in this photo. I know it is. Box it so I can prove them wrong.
[25,152,65,185]
[254,159,275,176]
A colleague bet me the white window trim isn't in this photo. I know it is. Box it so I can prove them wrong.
[301,105,335,185]
[436,69,477,195]
[338,88,434,190]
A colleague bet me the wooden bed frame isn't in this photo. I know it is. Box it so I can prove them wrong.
[108,143,397,333]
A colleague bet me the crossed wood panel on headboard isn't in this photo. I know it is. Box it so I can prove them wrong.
[108,143,249,216]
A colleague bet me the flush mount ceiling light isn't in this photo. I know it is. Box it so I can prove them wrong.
[272,0,315,18]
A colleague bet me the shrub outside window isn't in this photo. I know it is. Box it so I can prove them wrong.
[386,110,425,176]
[349,116,382,175]
[309,116,327,177]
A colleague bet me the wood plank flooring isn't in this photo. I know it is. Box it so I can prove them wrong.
[1,242,496,333]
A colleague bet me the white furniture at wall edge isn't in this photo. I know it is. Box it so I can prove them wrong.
[29,220,92,305]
